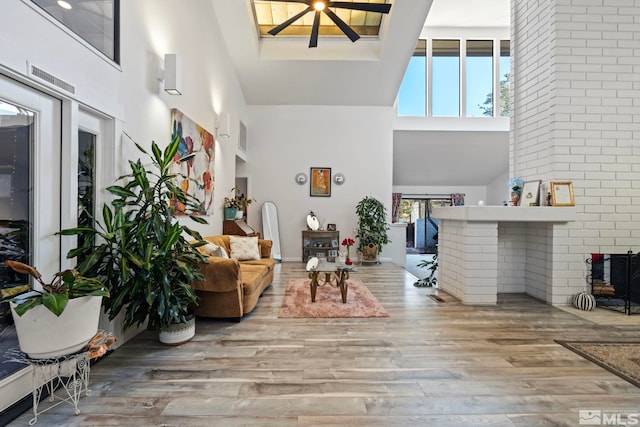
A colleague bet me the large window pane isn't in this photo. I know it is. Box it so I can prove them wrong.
[398,40,426,116]
[499,40,511,117]
[0,101,32,333]
[467,40,494,117]
[30,0,120,63]
[432,40,460,117]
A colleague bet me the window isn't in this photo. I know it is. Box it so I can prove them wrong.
[397,37,511,118]
[432,40,460,117]
[30,0,120,63]
[398,40,426,116]
[466,40,493,117]
[499,40,511,117]
[77,130,95,262]
[0,101,33,335]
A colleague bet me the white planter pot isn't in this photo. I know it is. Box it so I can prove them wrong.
[11,295,103,359]
[235,210,244,220]
[158,316,195,346]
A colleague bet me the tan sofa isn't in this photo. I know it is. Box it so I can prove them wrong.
[192,235,275,319]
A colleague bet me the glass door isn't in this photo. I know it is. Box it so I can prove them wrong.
[0,74,61,413]
[400,197,451,254]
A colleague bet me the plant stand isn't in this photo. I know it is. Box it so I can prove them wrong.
[6,348,92,425]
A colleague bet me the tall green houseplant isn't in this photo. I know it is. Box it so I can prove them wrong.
[355,196,390,261]
[60,134,207,333]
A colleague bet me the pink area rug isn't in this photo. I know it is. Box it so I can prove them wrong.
[278,278,389,318]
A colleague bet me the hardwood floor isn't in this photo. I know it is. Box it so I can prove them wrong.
[8,262,640,426]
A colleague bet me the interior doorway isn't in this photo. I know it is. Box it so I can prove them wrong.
[400,197,451,254]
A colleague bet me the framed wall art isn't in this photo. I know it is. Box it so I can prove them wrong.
[310,167,331,197]
[550,181,575,206]
[170,108,215,215]
[519,180,541,206]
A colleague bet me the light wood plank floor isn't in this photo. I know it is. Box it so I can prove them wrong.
[9,262,640,426]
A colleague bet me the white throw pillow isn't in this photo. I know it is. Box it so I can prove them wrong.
[229,236,260,261]
[203,242,229,258]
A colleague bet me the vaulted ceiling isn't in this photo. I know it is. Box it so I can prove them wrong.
[209,0,511,188]
[209,0,433,106]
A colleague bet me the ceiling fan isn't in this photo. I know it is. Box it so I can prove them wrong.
[266,0,392,48]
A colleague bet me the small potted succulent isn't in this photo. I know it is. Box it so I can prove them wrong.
[1,260,109,359]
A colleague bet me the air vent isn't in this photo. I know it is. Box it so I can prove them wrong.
[238,121,247,153]
[29,64,76,95]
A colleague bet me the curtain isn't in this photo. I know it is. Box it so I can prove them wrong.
[451,193,465,206]
[391,193,402,223]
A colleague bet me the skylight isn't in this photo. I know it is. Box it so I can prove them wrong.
[253,0,387,38]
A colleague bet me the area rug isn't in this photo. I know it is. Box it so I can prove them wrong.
[557,341,640,388]
[278,278,389,318]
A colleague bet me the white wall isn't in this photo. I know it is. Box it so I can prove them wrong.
[1,0,247,237]
[246,105,394,261]
[486,170,509,205]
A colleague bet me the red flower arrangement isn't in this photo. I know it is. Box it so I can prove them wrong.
[341,238,355,265]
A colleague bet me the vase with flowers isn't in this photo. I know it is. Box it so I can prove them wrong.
[341,237,355,265]
[508,177,524,206]
[224,187,255,220]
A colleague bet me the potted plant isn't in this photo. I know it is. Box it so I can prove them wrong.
[0,260,109,359]
[60,133,208,345]
[223,191,239,220]
[355,196,390,262]
[224,187,255,220]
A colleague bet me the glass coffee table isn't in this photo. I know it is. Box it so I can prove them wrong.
[306,257,357,303]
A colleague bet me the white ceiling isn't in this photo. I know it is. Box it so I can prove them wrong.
[425,0,509,28]
[210,0,434,106]
[209,0,509,106]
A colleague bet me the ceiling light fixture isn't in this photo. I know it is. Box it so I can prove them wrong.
[57,0,72,10]
[313,1,326,11]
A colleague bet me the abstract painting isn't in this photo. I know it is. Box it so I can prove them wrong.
[170,109,215,215]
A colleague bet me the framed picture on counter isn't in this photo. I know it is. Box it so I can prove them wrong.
[550,181,575,206]
[519,180,541,206]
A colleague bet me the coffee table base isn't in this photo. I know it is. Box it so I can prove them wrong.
[308,270,350,303]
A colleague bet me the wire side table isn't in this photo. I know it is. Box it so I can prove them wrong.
[5,348,91,425]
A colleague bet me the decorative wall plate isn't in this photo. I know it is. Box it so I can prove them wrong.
[306,214,319,230]
[295,173,307,185]
[306,256,319,271]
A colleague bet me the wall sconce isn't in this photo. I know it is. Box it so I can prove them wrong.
[161,53,182,95]
[295,173,307,185]
[216,112,231,138]
[333,173,345,185]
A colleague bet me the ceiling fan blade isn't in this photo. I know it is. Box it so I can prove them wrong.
[267,0,310,3]
[328,2,392,14]
[268,6,314,36]
[309,10,321,48]
[323,8,360,42]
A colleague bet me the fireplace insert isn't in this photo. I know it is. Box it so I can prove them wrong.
[587,251,640,315]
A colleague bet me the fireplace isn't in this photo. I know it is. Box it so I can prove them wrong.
[588,251,640,315]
